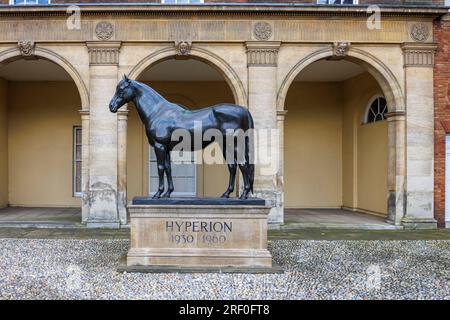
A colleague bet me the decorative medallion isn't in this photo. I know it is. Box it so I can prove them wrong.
[18,40,35,57]
[95,21,114,41]
[410,23,430,42]
[253,22,272,41]
[332,42,350,57]
[175,41,192,56]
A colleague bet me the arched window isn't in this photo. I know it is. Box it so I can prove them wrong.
[364,96,388,124]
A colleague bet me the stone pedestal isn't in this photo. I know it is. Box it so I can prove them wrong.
[119,198,281,273]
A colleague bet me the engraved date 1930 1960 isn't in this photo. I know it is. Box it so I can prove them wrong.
[165,220,233,245]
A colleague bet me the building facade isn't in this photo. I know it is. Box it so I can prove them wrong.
[0,1,448,228]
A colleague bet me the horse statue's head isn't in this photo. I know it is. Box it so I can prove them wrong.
[109,75,135,113]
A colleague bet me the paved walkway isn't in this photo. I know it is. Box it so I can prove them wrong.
[282,208,398,230]
[0,207,81,228]
[0,207,399,230]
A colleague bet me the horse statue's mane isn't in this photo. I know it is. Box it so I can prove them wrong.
[132,80,189,110]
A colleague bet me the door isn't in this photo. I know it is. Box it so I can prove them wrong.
[149,147,197,197]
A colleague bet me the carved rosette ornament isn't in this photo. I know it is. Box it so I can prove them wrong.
[175,41,192,56]
[95,21,114,41]
[253,22,272,41]
[332,42,350,58]
[410,23,430,42]
[18,40,35,57]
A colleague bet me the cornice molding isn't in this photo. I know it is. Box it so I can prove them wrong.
[0,5,447,18]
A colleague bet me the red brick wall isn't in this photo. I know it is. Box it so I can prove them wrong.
[434,16,450,228]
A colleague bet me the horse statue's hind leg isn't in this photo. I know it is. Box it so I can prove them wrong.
[238,134,254,200]
[220,135,238,198]
[238,163,251,199]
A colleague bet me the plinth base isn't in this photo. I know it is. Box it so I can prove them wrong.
[117,255,283,274]
[125,197,276,272]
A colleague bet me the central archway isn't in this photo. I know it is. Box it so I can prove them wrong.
[128,47,247,107]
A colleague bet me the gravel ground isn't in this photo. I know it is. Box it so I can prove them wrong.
[0,239,449,300]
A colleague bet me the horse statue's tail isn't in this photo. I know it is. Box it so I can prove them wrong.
[246,111,255,194]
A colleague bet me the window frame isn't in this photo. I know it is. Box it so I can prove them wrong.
[363,94,388,125]
[73,126,82,198]
[316,0,358,4]
[161,0,204,4]
[9,0,51,5]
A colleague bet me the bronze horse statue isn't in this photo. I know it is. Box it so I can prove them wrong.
[109,75,254,199]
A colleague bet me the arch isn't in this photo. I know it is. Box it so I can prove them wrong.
[128,46,247,107]
[0,46,89,110]
[277,47,404,113]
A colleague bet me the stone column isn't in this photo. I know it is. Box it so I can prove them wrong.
[246,41,282,223]
[276,110,287,224]
[85,41,122,228]
[385,111,406,226]
[79,109,90,224]
[401,43,437,229]
[117,109,128,225]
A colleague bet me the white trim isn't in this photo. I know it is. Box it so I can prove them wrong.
[362,94,387,124]
[148,147,197,197]
[73,126,82,198]
[446,135,450,228]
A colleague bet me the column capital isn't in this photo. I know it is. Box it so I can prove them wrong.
[276,110,288,121]
[117,109,129,120]
[79,109,90,118]
[246,41,281,67]
[385,110,406,121]
[401,42,437,68]
[86,41,121,66]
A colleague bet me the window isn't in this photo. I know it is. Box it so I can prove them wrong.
[317,0,358,4]
[10,0,50,4]
[364,96,388,124]
[162,0,203,4]
[149,147,197,197]
[73,127,82,197]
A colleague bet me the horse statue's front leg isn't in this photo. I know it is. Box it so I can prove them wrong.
[161,151,174,198]
[152,143,166,199]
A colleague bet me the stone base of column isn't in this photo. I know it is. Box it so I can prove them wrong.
[401,216,437,229]
[85,219,121,229]
[253,190,283,224]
